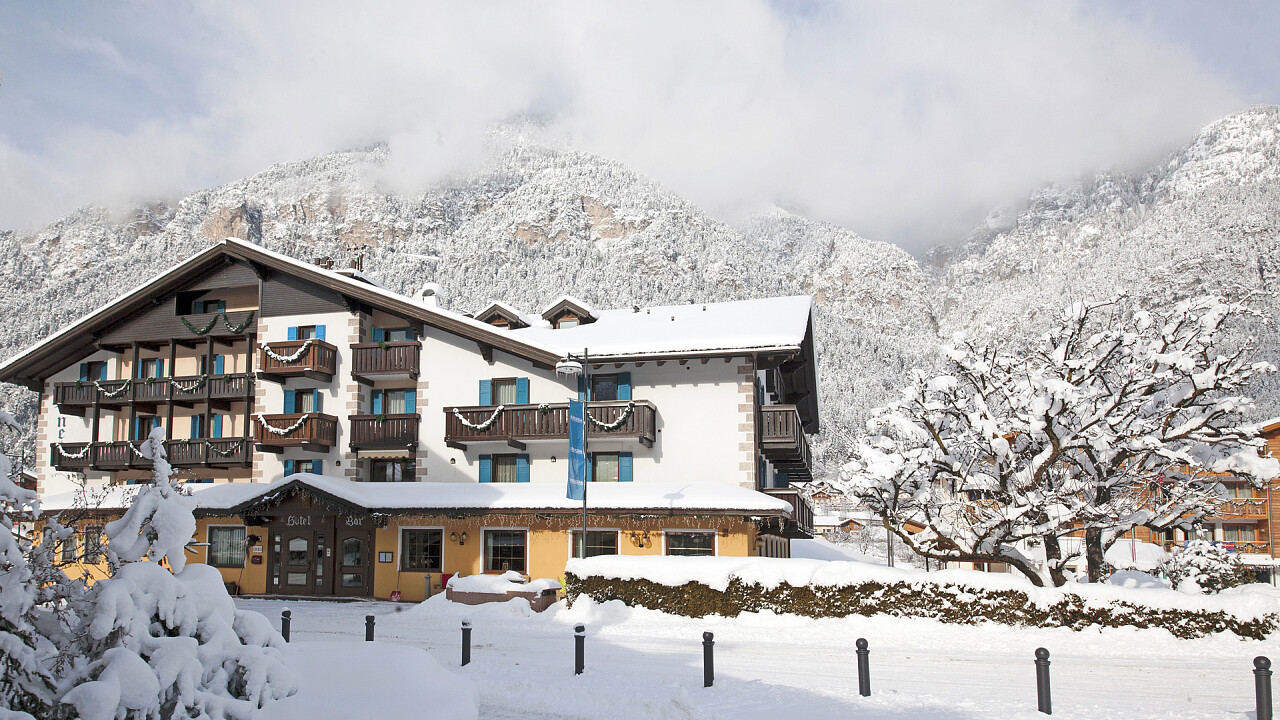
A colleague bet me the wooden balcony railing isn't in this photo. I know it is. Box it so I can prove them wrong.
[444,401,657,449]
[52,438,252,472]
[53,374,254,410]
[760,405,813,480]
[257,340,338,383]
[1161,540,1271,554]
[763,488,816,539]
[1211,498,1269,519]
[253,413,339,450]
[351,342,421,383]
[349,414,420,451]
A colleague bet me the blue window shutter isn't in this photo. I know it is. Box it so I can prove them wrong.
[373,327,386,343]
[516,454,530,483]
[156,359,165,377]
[577,374,587,401]
[774,471,788,489]
[405,390,416,414]
[312,459,322,475]
[283,391,296,414]
[617,372,632,401]
[516,377,529,404]
[284,460,295,476]
[315,325,326,341]
[619,452,633,482]
[133,418,141,441]
[214,355,225,375]
[287,326,298,341]
[98,364,107,381]
[372,389,383,415]
[216,300,226,312]
[193,301,204,314]
[212,414,223,438]
[190,416,200,438]
[79,363,90,381]
[479,379,492,406]
[312,390,322,413]
[479,455,492,483]
[586,454,593,483]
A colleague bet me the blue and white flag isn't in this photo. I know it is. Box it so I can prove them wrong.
[567,399,586,501]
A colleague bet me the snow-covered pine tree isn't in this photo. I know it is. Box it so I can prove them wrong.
[58,427,296,720]
[841,295,1280,587]
[1158,539,1251,593]
[0,447,54,719]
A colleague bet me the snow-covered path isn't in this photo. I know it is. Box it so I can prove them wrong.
[236,596,1271,719]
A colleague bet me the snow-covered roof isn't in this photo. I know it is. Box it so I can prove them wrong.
[39,476,793,516]
[511,296,814,358]
[539,294,596,320]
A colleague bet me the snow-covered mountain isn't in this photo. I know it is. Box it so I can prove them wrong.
[3,107,1280,478]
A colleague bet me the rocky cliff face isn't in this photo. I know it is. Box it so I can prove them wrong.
[4,108,1280,476]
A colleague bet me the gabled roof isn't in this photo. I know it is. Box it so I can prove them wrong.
[541,295,598,324]
[473,300,539,330]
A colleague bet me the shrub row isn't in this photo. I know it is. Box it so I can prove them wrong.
[564,572,1278,640]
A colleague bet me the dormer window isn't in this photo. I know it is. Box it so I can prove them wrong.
[541,296,597,328]
[473,301,529,330]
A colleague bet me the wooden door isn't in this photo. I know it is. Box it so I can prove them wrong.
[333,528,373,597]
[280,530,316,595]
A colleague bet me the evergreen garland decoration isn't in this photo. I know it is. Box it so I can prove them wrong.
[223,311,256,333]
[205,440,245,457]
[453,405,504,430]
[586,400,636,430]
[181,315,219,335]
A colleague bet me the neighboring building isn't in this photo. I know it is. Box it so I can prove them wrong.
[1,238,818,599]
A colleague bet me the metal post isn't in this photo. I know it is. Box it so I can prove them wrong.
[581,347,589,558]
[365,614,375,642]
[574,624,586,675]
[280,609,291,643]
[1035,647,1052,715]
[461,620,472,666]
[1257,656,1274,720]
[855,638,870,697]
[703,632,715,688]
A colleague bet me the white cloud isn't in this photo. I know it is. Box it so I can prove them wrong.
[0,0,1246,251]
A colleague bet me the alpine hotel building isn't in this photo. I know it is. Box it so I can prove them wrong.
[1,239,819,600]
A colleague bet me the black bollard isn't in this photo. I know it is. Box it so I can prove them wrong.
[574,624,586,675]
[856,638,871,697]
[703,632,715,688]
[1257,656,1274,720]
[280,609,291,643]
[461,620,472,667]
[1035,647,1052,715]
[365,614,375,642]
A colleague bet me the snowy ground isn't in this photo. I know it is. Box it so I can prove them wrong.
[237,590,1275,720]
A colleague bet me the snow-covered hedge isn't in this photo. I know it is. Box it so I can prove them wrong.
[564,556,1280,640]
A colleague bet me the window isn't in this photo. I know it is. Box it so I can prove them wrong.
[401,529,443,571]
[666,531,715,557]
[556,317,579,329]
[1186,526,1214,541]
[380,327,416,342]
[295,459,322,474]
[372,388,415,415]
[287,537,309,565]
[198,354,227,375]
[485,530,527,573]
[370,459,414,482]
[493,454,519,483]
[1226,483,1256,499]
[192,299,226,314]
[592,453,620,483]
[133,416,161,442]
[289,389,322,413]
[83,526,104,563]
[493,379,518,405]
[137,358,164,379]
[1224,524,1257,542]
[342,537,364,567]
[296,326,318,340]
[590,375,619,401]
[208,526,246,567]
[60,536,77,563]
[572,530,619,558]
[79,361,107,382]
[190,414,225,439]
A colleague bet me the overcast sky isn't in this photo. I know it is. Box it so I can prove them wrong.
[1,1,1278,252]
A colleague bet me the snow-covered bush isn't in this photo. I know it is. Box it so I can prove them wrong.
[1158,540,1251,594]
[57,428,297,720]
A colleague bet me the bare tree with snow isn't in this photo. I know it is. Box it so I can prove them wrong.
[842,295,1280,586]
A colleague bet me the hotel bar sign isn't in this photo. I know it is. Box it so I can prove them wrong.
[567,399,586,501]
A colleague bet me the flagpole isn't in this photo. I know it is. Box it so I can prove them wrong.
[581,346,589,559]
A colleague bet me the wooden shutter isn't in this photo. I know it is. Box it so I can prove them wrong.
[193,300,204,314]
[404,389,416,414]
[287,326,298,341]
[372,327,386,343]
[311,390,322,413]
[79,363,89,381]
[516,454,530,483]
[479,379,493,406]
[619,452,633,482]
[315,325,326,341]
[284,460,295,476]
[214,355,225,374]
[212,415,223,438]
[371,389,383,415]
[283,391,296,414]
[479,455,492,483]
[617,372,631,401]
[156,359,164,377]
[312,459,323,475]
[190,416,201,438]
[516,377,529,404]
[585,454,593,483]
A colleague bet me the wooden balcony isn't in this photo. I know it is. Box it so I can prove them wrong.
[763,488,815,539]
[257,340,338,383]
[1161,540,1272,554]
[52,374,254,412]
[351,341,421,383]
[760,405,813,480]
[253,413,339,451]
[1210,498,1269,519]
[349,414,420,451]
[444,401,657,450]
[52,438,252,472]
